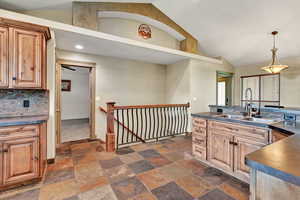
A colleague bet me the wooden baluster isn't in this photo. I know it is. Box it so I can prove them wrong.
[106,102,116,152]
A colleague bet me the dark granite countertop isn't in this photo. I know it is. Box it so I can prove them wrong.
[0,115,48,127]
[193,112,300,186]
[191,112,273,128]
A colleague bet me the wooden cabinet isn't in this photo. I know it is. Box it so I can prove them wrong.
[234,136,265,180]
[193,117,270,183]
[10,28,44,88]
[3,137,39,185]
[0,26,8,87]
[0,17,50,89]
[208,130,234,172]
[0,123,46,190]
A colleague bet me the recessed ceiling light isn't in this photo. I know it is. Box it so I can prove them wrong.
[75,44,84,50]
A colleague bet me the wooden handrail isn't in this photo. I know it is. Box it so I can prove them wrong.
[99,106,146,143]
[114,103,190,110]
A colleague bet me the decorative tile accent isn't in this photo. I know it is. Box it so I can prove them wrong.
[137,169,171,190]
[119,152,144,164]
[104,165,135,183]
[44,167,75,185]
[164,151,185,162]
[116,147,135,155]
[128,160,155,174]
[99,157,124,169]
[79,185,118,200]
[138,149,161,158]
[111,177,148,200]
[158,163,191,180]
[151,182,194,200]
[0,90,48,117]
[146,156,172,167]
[63,195,80,200]
[39,179,78,200]
[128,192,157,200]
[175,175,211,198]
[219,183,248,200]
[74,161,104,185]
[194,167,230,186]
[2,189,40,200]
[79,176,109,193]
[197,189,235,200]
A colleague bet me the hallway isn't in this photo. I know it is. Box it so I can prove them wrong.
[0,136,249,200]
[61,119,90,143]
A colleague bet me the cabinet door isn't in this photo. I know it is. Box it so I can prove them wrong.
[9,28,43,88]
[3,137,39,185]
[208,130,234,172]
[0,26,8,88]
[234,136,265,180]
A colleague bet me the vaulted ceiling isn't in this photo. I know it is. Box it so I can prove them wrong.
[1,0,299,67]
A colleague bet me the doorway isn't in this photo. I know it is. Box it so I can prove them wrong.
[56,59,96,144]
[216,71,233,106]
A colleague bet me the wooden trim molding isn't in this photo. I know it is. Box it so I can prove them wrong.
[55,59,97,145]
[0,17,51,40]
[72,2,199,54]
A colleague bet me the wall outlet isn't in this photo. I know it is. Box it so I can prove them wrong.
[23,100,30,108]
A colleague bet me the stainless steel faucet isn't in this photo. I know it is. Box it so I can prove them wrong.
[245,88,253,116]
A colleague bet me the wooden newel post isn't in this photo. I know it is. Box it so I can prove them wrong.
[106,102,116,152]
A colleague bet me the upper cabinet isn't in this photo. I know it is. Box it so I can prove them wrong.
[0,27,8,88]
[0,18,50,89]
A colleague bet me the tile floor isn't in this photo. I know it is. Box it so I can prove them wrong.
[0,136,250,200]
[61,119,90,143]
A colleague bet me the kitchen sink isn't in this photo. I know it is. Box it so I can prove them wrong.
[214,114,244,119]
[242,117,279,124]
[214,114,280,124]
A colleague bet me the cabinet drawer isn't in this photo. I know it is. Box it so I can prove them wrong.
[0,125,39,140]
[192,126,206,136]
[193,134,206,147]
[193,145,206,160]
[208,120,269,143]
[192,118,206,128]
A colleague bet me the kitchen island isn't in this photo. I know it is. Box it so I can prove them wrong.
[192,112,300,200]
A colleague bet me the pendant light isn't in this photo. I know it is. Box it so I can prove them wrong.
[261,31,288,73]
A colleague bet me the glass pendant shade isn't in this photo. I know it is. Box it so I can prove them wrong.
[261,64,288,73]
[261,31,288,73]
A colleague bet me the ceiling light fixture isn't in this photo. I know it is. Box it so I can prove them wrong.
[261,31,288,73]
[75,44,84,50]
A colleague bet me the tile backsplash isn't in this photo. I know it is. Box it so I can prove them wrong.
[0,90,49,117]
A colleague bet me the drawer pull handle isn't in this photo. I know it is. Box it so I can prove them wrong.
[0,149,8,153]
[229,141,238,146]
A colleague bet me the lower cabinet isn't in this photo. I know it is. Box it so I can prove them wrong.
[193,117,270,183]
[3,137,39,185]
[233,136,265,180]
[208,131,234,172]
[0,123,46,190]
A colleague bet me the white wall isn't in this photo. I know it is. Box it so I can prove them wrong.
[166,58,235,113]
[61,67,90,120]
[46,30,56,159]
[165,59,191,104]
[98,17,181,50]
[56,49,166,141]
[190,59,234,113]
[234,56,300,107]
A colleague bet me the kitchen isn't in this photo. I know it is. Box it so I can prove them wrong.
[0,1,300,200]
